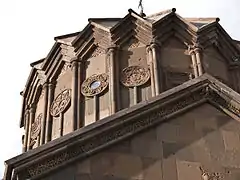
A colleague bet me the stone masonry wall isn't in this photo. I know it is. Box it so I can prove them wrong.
[42,103,240,180]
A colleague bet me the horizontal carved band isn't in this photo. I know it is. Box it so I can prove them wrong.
[50,89,71,117]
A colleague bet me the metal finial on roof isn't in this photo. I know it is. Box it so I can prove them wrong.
[138,0,146,17]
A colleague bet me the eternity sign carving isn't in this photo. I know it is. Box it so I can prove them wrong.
[50,89,71,117]
[81,73,109,97]
[31,113,42,140]
[120,66,150,87]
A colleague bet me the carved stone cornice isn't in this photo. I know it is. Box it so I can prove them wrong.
[5,74,240,180]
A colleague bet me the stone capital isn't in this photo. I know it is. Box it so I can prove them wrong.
[106,45,118,58]
[107,45,118,52]
[146,45,152,53]
[150,39,161,50]
[193,42,203,53]
[48,82,56,89]
[188,49,195,56]
[29,104,36,112]
[42,82,49,89]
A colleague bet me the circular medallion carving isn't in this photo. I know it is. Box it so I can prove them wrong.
[31,113,42,140]
[120,66,150,87]
[81,73,109,97]
[50,89,71,117]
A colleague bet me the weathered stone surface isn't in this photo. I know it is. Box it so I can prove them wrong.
[40,104,240,180]
[6,8,240,180]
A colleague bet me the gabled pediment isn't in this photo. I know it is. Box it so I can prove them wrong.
[6,73,240,180]
[54,32,80,46]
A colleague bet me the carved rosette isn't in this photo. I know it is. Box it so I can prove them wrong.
[120,66,150,87]
[30,113,42,145]
[50,89,71,117]
[81,73,109,97]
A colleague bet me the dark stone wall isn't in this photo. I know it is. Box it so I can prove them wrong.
[202,46,230,84]
[41,103,240,180]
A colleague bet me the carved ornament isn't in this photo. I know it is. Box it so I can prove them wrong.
[120,66,150,87]
[209,89,240,116]
[90,46,105,58]
[14,81,240,179]
[31,113,42,140]
[50,89,71,117]
[81,73,109,97]
[25,87,208,178]
[39,89,44,99]
[200,167,225,180]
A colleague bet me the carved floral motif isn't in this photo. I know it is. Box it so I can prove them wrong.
[208,88,240,116]
[81,73,109,97]
[120,66,150,87]
[30,113,42,141]
[50,89,71,117]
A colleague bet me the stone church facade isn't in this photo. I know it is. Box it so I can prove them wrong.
[3,8,240,180]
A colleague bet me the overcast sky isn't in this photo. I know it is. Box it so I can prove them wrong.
[0,0,240,177]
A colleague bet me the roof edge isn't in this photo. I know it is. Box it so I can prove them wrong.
[30,58,45,68]
[54,31,80,41]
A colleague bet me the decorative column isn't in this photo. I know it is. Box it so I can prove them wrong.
[71,59,79,131]
[146,46,156,97]
[107,46,117,114]
[77,60,82,129]
[23,110,29,152]
[40,83,48,145]
[189,48,198,78]
[150,42,161,96]
[133,86,138,105]
[27,104,36,150]
[45,82,55,143]
[194,44,204,76]
[115,49,121,111]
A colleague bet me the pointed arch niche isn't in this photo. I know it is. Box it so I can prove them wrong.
[159,37,193,90]
[81,45,109,126]
[119,37,152,110]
